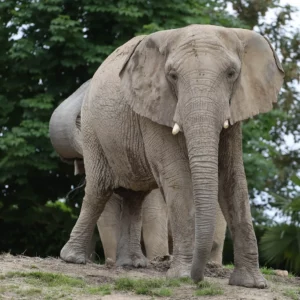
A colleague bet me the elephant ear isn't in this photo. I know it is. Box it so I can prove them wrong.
[119,31,177,128]
[230,29,284,124]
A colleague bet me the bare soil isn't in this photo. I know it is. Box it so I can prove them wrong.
[0,253,299,300]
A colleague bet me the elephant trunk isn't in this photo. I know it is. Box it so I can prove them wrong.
[49,80,90,159]
[182,98,221,283]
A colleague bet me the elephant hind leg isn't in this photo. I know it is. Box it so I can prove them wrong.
[61,132,113,264]
[60,190,112,264]
[209,203,226,265]
[142,189,169,260]
[97,193,122,263]
[116,189,148,268]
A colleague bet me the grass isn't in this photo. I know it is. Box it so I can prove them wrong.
[153,288,172,297]
[225,264,295,278]
[16,287,42,296]
[1,271,186,298]
[224,264,234,270]
[86,284,112,296]
[5,271,85,287]
[284,288,300,300]
[260,267,276,276]
[195,280,224,296]
[178,277,194,284]
[114,276,201,297]
[1,271,223,298]
[1,271,113,299]
[114,277,191,297]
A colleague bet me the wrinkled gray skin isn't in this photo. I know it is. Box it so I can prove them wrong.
[50,25,284,287]
[49,82,226,264]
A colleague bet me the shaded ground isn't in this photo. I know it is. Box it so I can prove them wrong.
[0,254,299,299]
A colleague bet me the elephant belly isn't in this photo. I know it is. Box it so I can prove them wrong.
[93,100,156,191]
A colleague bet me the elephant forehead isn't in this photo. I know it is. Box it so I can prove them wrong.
[169,25,241,55]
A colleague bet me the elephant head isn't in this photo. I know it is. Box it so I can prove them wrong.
[119,25,284,282]
[49,80,91,174]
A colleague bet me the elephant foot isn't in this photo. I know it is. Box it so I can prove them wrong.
[166,264,191,279]
[105,258,116,268]
[229,267,267,288]
[132,255,148,268]
[116,253,148,268]
[60,241,86,264]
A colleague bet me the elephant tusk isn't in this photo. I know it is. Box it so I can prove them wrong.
[223,120,229,129]
[172,123,180,135]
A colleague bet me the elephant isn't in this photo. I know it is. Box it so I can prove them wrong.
[48,80,169,264]
[49,81,227,265]
[51,24,284,287]
[99,188,226,265]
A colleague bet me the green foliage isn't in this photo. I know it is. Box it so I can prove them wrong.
[260,177,300,275]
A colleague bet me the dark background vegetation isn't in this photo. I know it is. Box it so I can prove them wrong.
[0,0,299,274]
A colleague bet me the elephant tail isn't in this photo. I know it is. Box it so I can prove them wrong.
[49,80,91,174]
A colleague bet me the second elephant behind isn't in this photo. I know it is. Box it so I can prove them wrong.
[99,188,226,266]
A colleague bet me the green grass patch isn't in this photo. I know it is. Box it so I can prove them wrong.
[115,277,175,297]
[16,287,42,296]
[153,288,172,297]
[284,288,300,300]
[87,284,111,296]
[260,267,276,276]
[224,264,234,270]
[195,280,224,296]
[5,271,85,288]
[178,277,194,284]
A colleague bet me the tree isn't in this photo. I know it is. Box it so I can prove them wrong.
[260,176,300,273]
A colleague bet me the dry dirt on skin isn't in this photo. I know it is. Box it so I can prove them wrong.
[0,254,299,300]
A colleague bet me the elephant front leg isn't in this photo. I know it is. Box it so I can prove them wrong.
[160,174,194,279]
[218,123,267,288]
[116,190,148,268]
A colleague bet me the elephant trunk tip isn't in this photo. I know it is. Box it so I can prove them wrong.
[191,263,205,283]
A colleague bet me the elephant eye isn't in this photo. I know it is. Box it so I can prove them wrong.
[227,68,236,79]
[169,72,178,81]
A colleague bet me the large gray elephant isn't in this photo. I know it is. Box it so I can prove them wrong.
[49,80,169,265]
[49,80,226,265]
[53,25,283,287]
